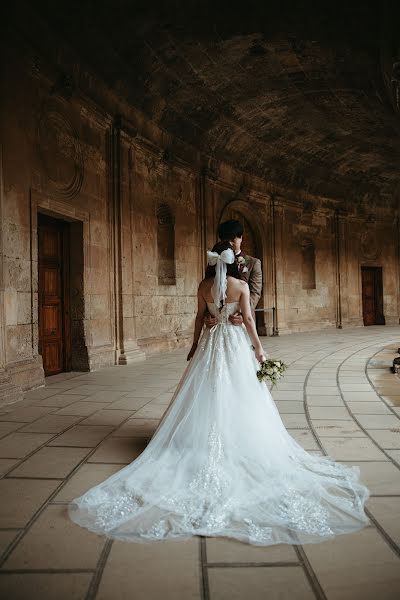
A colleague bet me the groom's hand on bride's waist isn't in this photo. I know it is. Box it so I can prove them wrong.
[204,313,218,328]
[203,312,243,327]
[229,312,243,326]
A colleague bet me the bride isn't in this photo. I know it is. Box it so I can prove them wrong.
[69,242,369,545]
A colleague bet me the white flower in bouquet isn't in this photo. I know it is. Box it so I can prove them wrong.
[256,357,287,387]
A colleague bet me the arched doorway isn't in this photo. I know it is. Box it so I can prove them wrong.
[219,202,266,334]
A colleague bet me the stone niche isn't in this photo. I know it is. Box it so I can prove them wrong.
[300,239,316,290]
[157,203,176,286]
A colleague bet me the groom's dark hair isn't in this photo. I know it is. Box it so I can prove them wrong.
[218,220,244,241]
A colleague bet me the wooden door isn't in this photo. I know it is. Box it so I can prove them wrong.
[361,267,385,326]
[38,214,71,375]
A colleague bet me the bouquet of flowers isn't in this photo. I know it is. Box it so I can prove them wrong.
[257,357,287,387]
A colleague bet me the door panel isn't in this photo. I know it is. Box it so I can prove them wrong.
[42,342,62,375]
[361,267,385,326]
[362,268,375,326]
[38,214,70,376]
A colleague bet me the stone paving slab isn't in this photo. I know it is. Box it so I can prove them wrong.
[53,464,123,503]
[303,528,400,600]
[0,433,54,459]
[208,565,314,600]
[7,446,90,479]
[0,572,92,600]
[339,460,400,493]
[96,539,201,600]
[0,326,399,599]
[367,497,400,546]
[2,505,105,571]
[0,478,60,528]
[206,538,298,563]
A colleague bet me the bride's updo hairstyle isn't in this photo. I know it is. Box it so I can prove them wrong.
[205,241,240,279]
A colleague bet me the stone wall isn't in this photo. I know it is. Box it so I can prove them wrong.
[0,39,202,399]
[130,146,200,353]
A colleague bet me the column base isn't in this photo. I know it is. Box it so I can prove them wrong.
[0,370,23,407]
[117,342,146,365]
[0,356,44,407]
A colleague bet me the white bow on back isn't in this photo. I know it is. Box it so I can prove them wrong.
[206,248,235,308]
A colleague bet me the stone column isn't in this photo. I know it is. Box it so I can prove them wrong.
[0,145,6,371]
[110,117,144,365]
[0,145,22,404]
[110,115,125,364]
[197,168,208,277]
[120,136,145,363]
[334,209,343,329]
[270,196,281,336]
[397,213,400,324]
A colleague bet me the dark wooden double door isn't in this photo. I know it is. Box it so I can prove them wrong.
[361,267,385,326]
[38,214,71,376]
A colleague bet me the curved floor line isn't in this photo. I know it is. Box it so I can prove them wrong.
[365,345,400,419]
[336,340,400,469]
[299,336,392,454]
[297,335,400,558]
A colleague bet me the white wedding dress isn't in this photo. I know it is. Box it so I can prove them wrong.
[69,301,369,545]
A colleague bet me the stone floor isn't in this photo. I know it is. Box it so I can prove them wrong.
[0,326,400,599]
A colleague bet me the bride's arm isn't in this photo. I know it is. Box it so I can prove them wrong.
[239,283,264,363]
[187,286,207,361]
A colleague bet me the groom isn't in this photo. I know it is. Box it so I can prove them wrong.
[204,219,263,328]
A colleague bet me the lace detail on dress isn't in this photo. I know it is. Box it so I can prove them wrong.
[89,487,142,532]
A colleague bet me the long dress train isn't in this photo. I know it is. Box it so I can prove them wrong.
[69,302,369,545]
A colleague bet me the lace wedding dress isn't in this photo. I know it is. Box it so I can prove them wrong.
[69,301,369,545]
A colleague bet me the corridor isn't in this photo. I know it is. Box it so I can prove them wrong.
[0,326,400,599]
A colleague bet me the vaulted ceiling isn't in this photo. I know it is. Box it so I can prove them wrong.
[17,1,400,202]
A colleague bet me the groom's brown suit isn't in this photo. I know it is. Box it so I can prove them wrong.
[238,254,262,320]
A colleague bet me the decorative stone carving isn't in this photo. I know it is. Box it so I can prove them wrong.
[37,103,84,200]
[157,204,176,286]
[360,229,380,261]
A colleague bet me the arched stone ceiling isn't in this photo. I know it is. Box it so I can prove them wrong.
[30,1,400,202]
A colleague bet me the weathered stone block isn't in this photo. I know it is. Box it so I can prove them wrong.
[6,325,34,363]
[90,294,109,320]
[17,291,33,325]
[4,288,18,326]
[3,223,31,260]
[3,258,31,292]
[90,318,112,347]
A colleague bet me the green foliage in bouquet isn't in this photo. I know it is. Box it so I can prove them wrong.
[257,358,287,387]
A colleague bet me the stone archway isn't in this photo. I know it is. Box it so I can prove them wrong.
[218,200,267,335]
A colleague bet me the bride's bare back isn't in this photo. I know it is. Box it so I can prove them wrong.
[200,276,247,304]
